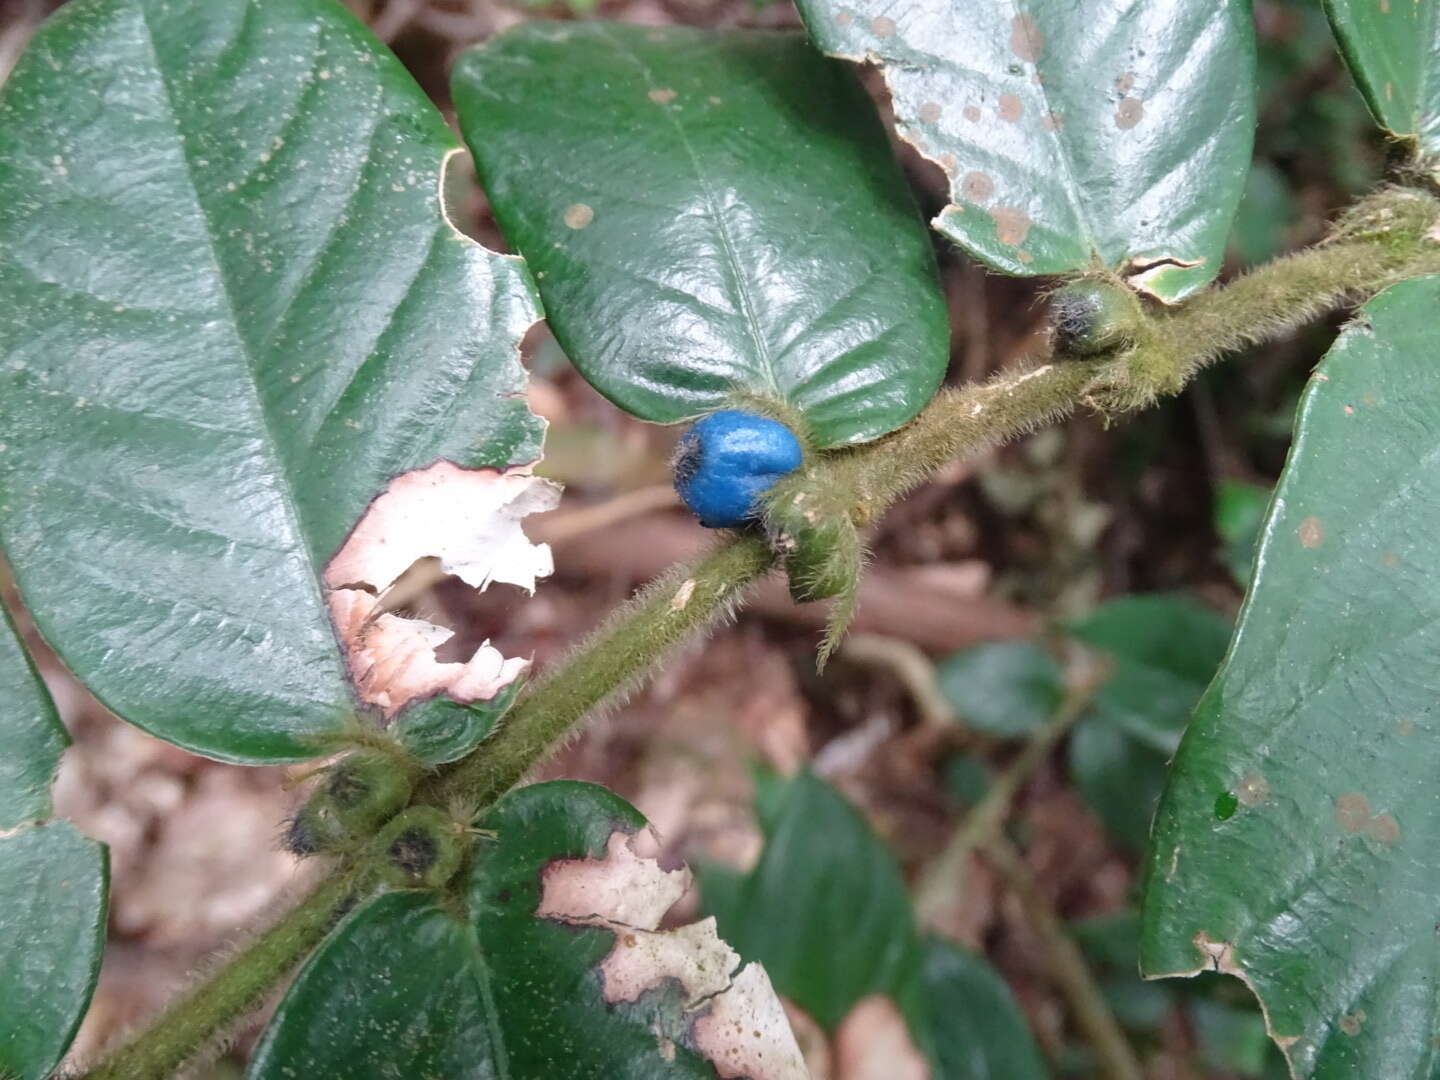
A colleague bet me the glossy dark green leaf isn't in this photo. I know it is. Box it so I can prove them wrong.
[935,641,1063,738]
[251,781,805,1080]
[706,770,923,1031]
[0,601,67,828]
[1142,278,1440,1077]
[247,890,499,1079]
[795,0,1257,301]
[0,821,108,1080]
[1323,0,1440,168]
[0,0,542,762]
[920,939,1048,1080]
[452,22,949,446]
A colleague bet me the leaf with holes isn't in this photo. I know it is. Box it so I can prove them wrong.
[0,602,67,828]
[0,821,108,1080]
[248,781,806,1079]
[704,770,1046,1075]
[452,22,949,446]
[0,0,547,762]
[1324,0,1440,170]
[795,0,1257,300]
[1141,277,1440,1077]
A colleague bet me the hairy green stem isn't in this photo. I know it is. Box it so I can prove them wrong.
[92,184,1440,1080]
[426,534,774,809]
[80,872,356,1080]
[810,186,1440,520]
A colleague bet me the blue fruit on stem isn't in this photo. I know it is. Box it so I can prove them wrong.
[674,410,804,528]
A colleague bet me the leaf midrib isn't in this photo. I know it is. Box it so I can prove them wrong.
[591,23,785,401]
[131,0,330,608]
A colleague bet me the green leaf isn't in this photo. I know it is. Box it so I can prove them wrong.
[250,781,805,1079]
[1323,0,1440,168]
[1067,594,1229,852]
[1069,595,1231,753]
[707,770,923,1031]
[390,679,522,767]
[1069,720,1168,854]
[920,939,1049,1080]
[0,0,543,762]
[1141,277,1440,1077]
[1214,479,1273,587]
[0,821,108,1080]
[452,22,950,446]
[0,601,67,828]
[1228,162,1299,268]
[935,641,1063,738]
[795,0,1257,301]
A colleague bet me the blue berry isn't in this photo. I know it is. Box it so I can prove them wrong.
[673,410,804,528]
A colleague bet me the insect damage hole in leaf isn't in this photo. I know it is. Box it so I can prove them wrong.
[538,825,809,1079]
[324,461,560,717]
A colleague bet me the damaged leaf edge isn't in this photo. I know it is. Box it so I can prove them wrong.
[799,29,1214,304]
[319,142,558,729]
[538,823,809,1079]
[323,461,560,722]
[1141,929,1303,1073]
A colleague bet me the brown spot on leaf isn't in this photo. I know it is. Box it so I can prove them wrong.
[963,104,982,123]
[1297,516,1324,548]
[936,152,958,174]
[1041,110,1063,131]
[834,995,930,1080]
[1368,813,1401,845]
[998,93,1024,122]
[961,171,995,203]
[1380,0,1390,10]
[648,87,677,105]
[1115,71,1136,93]
[1236,773,1269,807]
[1397,715,1416,735]
[836,9,852,23]
[1382,551,1402,568]
[1339,1009,1367,1036]
[990,206,1032,245]
[1343,404,1355,415]
[1335,793,1371,834]
[1017,249,1034,264]
[1008,13,1044,62]
[1115,97,1144,129]
[1194,932,1240,975]
[564,203,595,229]
[1386,80,1394,101]
[918,101,943,124]
[871,15,896,37]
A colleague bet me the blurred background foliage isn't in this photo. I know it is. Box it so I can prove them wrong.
[0,0,1384,1074]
